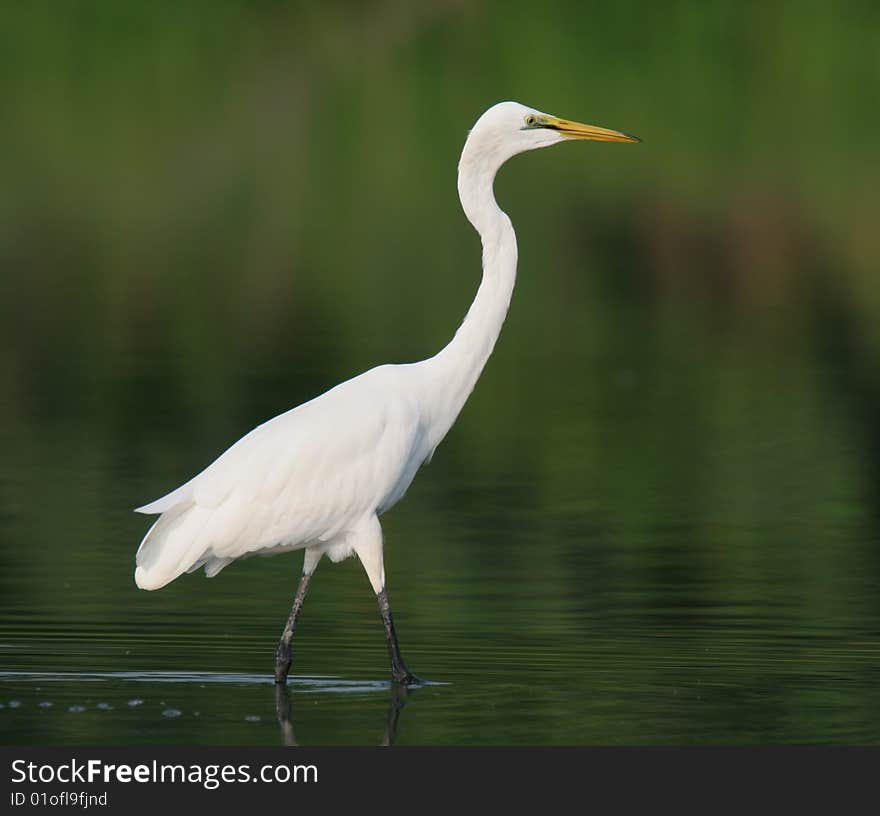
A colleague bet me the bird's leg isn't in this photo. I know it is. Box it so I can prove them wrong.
[352,516,422,685]
[377,588,422,686]
[274,571,312,684]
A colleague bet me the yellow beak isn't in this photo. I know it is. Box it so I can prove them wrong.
[548,116,640,143]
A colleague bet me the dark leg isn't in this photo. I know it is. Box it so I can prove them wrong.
[377,588,422,685]
[274,572,312,684]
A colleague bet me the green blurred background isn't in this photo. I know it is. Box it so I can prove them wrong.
[1,1,880,745]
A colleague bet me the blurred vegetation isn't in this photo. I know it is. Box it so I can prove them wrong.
[1,1,880,743]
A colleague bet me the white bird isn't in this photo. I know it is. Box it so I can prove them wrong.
[134,101,639,685]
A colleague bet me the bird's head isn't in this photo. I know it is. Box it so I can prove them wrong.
[463,101,639,170]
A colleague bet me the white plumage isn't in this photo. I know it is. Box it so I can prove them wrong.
[133,101,638,683]
[135,363,429,591]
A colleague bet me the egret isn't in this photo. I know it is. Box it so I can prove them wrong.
[134,101,639,685]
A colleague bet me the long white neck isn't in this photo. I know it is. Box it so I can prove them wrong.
[420,144,518,450]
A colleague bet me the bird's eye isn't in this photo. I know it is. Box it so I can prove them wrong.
[524,115,537,127]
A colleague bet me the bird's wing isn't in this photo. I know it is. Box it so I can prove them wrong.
[134,365,425,590]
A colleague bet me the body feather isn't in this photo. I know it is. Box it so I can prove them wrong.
[135,364,427,590]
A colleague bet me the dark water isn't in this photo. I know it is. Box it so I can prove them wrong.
[2,301,880,746]
[2,2,880,746]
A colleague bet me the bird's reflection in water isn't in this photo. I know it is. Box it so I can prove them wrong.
[274,684,297,746]
[274,682,413,746]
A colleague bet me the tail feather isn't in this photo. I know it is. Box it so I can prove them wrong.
[134,501,208,590]
[134,481,194,515]
[185,554,233,578]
